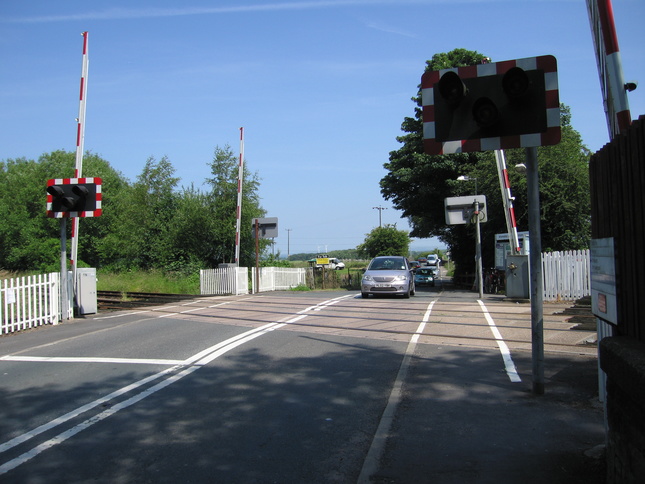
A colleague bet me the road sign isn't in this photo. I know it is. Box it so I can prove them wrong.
[422,55,561,155]
[591,237,617,324]
[444,195,487,225]
[252,217,278,239]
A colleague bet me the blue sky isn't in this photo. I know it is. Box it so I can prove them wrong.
[1,1,644,257]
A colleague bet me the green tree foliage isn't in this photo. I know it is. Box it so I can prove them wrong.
[203,145,267,268]
[100,155,180,270]
[357,225,411,259]
[0,150,127,271]
[0,147,266,273]
[381,48,591,275]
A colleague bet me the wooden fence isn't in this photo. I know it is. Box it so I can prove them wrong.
[542,250,591,302]
[590,115,645,342]
[200,267,306,295]
[200,267,249,296]
[1,273,60,335]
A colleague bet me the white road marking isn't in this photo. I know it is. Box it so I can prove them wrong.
[0,356,185,365]
[478,299,522,382]
[0,294,352,475]
[357,300,436,483]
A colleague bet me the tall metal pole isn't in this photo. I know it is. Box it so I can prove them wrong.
[526,147,545,394]
[59,219,69,321]
[254,218,260,294]
[286,229,292,258]
[475,200,483,299]
[234,127,245,265]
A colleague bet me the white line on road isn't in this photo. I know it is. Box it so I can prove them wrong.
[0,294,352,475]
[357,300,437,484]
[0,356,186,365]
[477,299,522,383]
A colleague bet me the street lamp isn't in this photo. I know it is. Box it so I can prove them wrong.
[456,175,478,194]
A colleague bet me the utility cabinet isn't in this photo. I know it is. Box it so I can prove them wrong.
[76,268,97,315]
[505,255,530,299]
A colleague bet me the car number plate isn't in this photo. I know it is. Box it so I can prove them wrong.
[375,283,391,287]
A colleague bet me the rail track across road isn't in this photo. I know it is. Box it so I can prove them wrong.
[97,290,201,311]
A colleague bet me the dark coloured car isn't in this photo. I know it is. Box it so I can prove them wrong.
[414,267,435,287]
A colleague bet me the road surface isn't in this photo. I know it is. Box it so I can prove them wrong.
[0,283,604,483]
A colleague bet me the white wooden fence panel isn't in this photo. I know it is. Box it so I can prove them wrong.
[1,273,60,335]
[200,267,249,296]
[252,267,306,293]
[542,249,591,302]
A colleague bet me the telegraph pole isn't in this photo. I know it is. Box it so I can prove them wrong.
[372,206,387,227]
[286,229,292,258]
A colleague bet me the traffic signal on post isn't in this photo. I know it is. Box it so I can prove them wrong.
[422,55,561,155]
[46,178,102,218]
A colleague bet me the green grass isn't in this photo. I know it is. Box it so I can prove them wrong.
[97,270,200,294]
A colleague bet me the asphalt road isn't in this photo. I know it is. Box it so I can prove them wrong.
[0,282,604,483]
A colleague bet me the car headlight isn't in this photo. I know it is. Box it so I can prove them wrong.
[362,275,373,282]
[393,275,407,282]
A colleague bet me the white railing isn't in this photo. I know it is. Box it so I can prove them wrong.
[200,266,307,295]
[252,267,306,293]
[200,267,249,296]
[1,273,61,335]
[542,249,591,301]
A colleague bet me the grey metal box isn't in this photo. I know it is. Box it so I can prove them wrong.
[76,268,97,315]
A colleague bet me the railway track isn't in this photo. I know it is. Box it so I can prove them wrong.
[97,291,201,311]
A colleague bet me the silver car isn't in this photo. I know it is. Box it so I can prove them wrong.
[361,256,415,298]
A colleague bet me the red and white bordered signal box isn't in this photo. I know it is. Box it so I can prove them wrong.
[421,55,561,155]
[46,177,102,218]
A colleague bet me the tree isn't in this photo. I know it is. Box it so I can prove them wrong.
[0,150,128,272]
[381,48,591,275]
[101,156,180,271]
[204,145,267,267]
[357,225,410,259]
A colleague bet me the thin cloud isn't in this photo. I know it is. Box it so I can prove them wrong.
[362,20,419,39]
[2,0,509,24]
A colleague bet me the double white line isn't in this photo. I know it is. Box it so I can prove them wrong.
[0,294,353,475]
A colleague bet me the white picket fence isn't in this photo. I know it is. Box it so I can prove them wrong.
[251,267,307,293]
[200,267,249,295]
[542,249,591,302]
[200,266,307,295]
[1,273,61,335]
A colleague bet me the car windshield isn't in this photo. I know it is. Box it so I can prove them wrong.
[369,258,406,271]
[417,269,433,275]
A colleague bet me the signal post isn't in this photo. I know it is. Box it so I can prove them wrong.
[46,177,102,319]
[422,55,561,394]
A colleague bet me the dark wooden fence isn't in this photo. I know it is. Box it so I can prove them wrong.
[590,115,645,342]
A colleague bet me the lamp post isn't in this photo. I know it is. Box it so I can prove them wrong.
[456,175,477,194]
